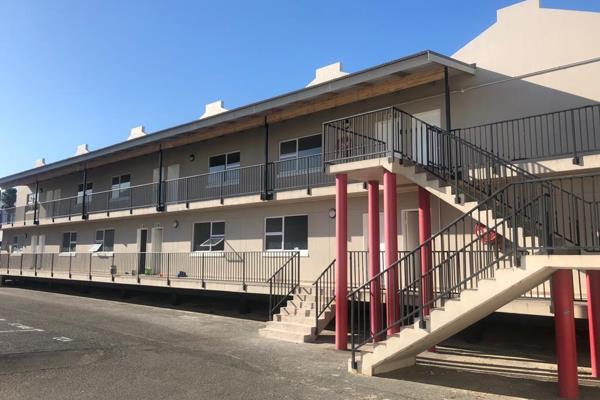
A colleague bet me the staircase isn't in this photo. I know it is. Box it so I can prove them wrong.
[259,286,334,343]
[322,106,600,375]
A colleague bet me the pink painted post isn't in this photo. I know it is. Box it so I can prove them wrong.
[552,269,579,399]
[418,187,432,317]
[586,270,600,378]
[335,174,348,350]
[367,181,382,341]
[383,170,400,335]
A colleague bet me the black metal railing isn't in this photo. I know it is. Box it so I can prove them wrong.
[313,259,336,329]
[267,251,301,319]
[0,205,34,227]
[4,159,339,227]
[269,154,335,193]
[348,172,600,367]
[0,251,297,289]
[164,164,265,206]
[454,103,600,163]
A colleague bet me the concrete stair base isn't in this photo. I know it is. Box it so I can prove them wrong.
[349,262,556,376]
[259,286,334,343]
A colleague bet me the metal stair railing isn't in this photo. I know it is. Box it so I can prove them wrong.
[348,172,600,368]
[267,251,301,320]
[313,259,336,330]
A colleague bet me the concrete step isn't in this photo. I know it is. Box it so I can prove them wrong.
[282,300,316,310]
[258,327,314,343]
[293,294,318,302]
[279,305,319,317]
[265,320,315,336]
[276,310,333,325]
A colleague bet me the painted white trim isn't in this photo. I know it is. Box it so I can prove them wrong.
[208,150,241,171]
[191,220,225,252]
[278,133,322,160]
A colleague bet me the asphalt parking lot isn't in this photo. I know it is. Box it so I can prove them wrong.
[0,280,599,400]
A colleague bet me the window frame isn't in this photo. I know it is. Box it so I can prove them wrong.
[111,174,131,200]
[77,182,94,205]
[264,214,308,253]
[94,228,115,253]
[10,234,24,254]
[25,192,38,209]
[207,151,241,187]
[278,133,322,175]
[60,231,77,254]
[191,220,226,252]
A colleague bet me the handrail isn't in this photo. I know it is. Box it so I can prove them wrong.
[0,250,296,286]
[313,259,336,330]
[267,251,301,320]
[348,170,600,367]
[453,103,600,162]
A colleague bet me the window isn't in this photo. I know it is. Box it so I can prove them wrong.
[26,193,37,207]
[279,134,322,173]
[265,215,308,251]
[61,232,77,253]
[193,221,225,251]
[209,152,240,186]
[111,174,131,199]
[77,182,93,204]
[95,229,115,252]
[11,235,24,253]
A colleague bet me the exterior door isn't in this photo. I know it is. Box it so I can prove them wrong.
[138,229,148,274]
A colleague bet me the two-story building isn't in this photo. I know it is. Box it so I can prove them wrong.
[1,1,599,397]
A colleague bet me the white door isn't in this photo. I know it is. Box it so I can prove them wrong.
[166,164,180,203]
[150,227,163,275]
[412,109,441,165]
[31,235,38,253]
[38,234,46,254]
[403,210,420,252]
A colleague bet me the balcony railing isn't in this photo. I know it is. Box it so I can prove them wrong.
[0,155,334,227]
[453,103,600,163]
[0,251,297,288]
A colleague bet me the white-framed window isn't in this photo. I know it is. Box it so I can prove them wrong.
[95,229,115,252]
[193,221,225,251]
[26,193,37,207]
[208,152,240,186]
[77,182,93,204]
[111,174,131,199]
[279,134,322,174]
[61,232,77,253]
[265,215,308,251]
[11,235,24,253]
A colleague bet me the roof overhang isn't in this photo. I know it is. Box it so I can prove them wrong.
[0,50,475,187]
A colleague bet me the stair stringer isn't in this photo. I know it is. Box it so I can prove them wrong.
[389,162,540,248]
[351,263,555,376]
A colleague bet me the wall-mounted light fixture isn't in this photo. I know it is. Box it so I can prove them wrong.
[189,154,195,162]
[328,208,336,219]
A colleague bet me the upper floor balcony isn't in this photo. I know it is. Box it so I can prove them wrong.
[323,103,600,177]
[0,154,336,228]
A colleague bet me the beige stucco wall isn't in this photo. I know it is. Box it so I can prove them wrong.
[449,0,599,127]
[1,187,457,283]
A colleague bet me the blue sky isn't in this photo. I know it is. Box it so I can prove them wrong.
[0,0,598,178]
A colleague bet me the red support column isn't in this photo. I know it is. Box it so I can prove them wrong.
[586,270,600,378]
[552,269,579,399]
[383,170,400,335]
[418,187,432,317]
[367,181,382,341]
[335,174,348,350]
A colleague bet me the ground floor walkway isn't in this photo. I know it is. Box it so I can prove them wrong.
[0,283,599,399]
